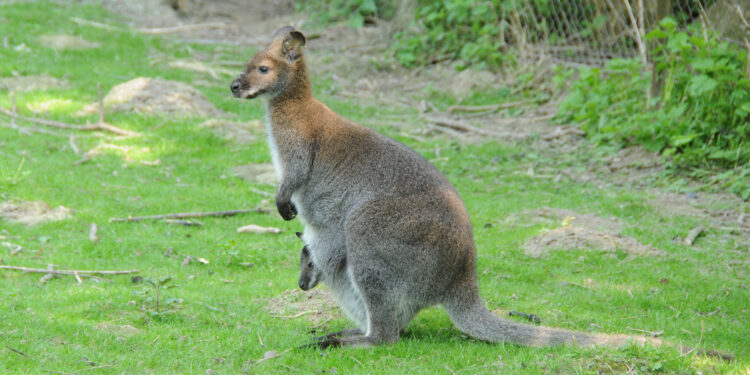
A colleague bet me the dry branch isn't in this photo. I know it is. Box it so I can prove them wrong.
[0,107,139,136]
[423,115,520,139]
[138,22,228,35]
[89,223,99,242]
[0,265,139,276]
[109,208,267,223]
[447,100,530,114]
[684,225,705,246]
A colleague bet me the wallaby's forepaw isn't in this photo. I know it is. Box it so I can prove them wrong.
[276,199,297,221]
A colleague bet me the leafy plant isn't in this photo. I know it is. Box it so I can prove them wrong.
[557,17,750,198]
[135,276,182,314]
[298,0,394,28]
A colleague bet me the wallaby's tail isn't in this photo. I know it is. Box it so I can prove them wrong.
[443,294,659,348]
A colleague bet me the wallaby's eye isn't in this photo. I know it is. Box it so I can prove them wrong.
[258,66,270,74]
[307,262,314,268]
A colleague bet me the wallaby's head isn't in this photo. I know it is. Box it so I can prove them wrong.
[298,245,321,291]
[230,26,307,100]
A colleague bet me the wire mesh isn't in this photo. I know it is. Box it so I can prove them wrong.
[512,0,750,66]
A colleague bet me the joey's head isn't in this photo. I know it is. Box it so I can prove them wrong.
[298,245,321,291]
[230,26,307,100]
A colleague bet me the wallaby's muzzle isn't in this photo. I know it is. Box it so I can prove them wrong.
[230,75,244,98]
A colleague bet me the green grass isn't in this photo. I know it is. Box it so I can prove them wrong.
[1,2,748,374]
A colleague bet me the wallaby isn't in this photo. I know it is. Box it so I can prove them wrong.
[228,26,704,353]
[297,232,322,291]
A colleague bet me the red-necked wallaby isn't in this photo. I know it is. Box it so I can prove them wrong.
[228,26,707,353]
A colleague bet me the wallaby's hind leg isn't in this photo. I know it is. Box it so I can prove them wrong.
[314,256,401,348]
[315,291,400,348]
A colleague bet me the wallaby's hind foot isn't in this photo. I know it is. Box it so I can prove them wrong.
[311,328,362,342]
[314,332,399,349]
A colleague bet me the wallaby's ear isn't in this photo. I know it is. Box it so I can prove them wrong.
[295,231,303,239]
[273,25,295,39]
[281,31,306,62]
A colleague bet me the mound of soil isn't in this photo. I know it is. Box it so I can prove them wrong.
[511,207,665,258]
[0,75,67,92]
[38,34,100,50]
[200,119,262,145]
[264,288,340,325]
[103,77,223,117]
[0,201,72,226]
[233,163,277,185]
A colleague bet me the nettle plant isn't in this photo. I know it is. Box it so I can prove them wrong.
[558,17,750,198]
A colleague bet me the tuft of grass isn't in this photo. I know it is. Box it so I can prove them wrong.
[0,2,747,374]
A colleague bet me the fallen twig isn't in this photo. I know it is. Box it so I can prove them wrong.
[237,224,282,234]
[684,225,705,246]
[68,136,80,154]
[626,326,663,337]
[6,345,29,358]
[164,219,203,226]
[89,223,99,242]
[109,208,267,223]
[447,100,530,114]
[39,264,56,284]
[0,265,138,276]
[423,115,522,139]
[0,106,139,137]
[138,22,228,35]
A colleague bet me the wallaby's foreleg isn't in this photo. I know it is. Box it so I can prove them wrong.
[274,135,317,220]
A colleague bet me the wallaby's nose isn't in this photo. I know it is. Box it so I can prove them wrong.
[298,281,307,290]
[230,79,241,94]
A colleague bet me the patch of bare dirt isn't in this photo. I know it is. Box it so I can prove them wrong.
[0,201,72,226]
[101,77,223,117]
[0,75,67,92]
[647,191,750,230]
[94,322,141,336]
[200,119,262,145]
[264,288,340,325]
[100,0,297,45]
[38,34,100,50]
[510,207,665,258]
[233,163,277,185]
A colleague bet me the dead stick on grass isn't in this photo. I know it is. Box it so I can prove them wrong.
[0,265,138,276]
[6,345,29,358]
[447,100,530,113]
[68,136,80,155]
[626,326,663,337]
[89,223,99,242]
[0,107,139,137]
[109,208,266,223]
[138,22,227,35]
[684,225,705,246]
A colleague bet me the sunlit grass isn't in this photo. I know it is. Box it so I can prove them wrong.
[0,1,747,374]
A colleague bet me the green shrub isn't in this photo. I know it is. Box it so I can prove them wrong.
[298,0,395,28]
[557,18,750,198]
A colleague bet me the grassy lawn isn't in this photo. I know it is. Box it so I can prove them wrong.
[1,2,748,374]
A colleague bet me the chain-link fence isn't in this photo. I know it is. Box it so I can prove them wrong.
[508,0,750,66]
